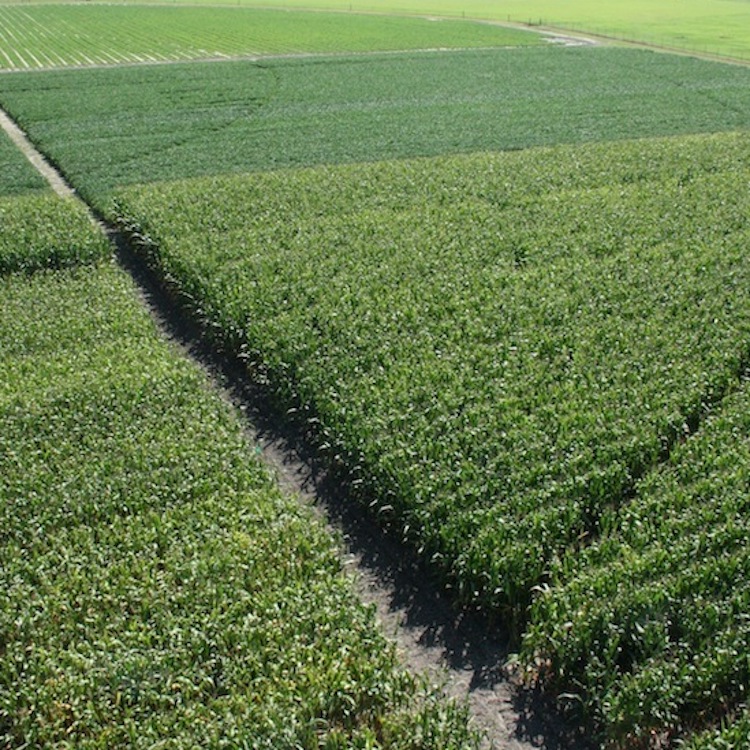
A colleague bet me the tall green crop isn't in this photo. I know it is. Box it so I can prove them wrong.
[0,193,108,273]
[0,262,476,748]
[112,131,750,620]
[522,375,750,746]
[0,127,47,196]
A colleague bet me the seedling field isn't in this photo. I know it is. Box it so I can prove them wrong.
[523,375,750,744]
[142,0,750,61]
[3,2,750,747]
[2,0,750,59]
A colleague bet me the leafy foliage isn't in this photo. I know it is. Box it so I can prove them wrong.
[522,375,750,746]
[682,710,750,750]
[0,193,109,273]
[198,0,750,60]
[0,263,477,749]
[2,47,750,208]
[112,132,750,624]
[0,127,47,196]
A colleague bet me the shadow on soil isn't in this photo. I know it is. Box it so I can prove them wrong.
[112,228,596,750]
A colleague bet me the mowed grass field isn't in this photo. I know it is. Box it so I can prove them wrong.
[4,2,750,748]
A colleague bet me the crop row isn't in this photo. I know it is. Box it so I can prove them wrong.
[0,204,475,746]
[2,48,750,209]
[0,4,537,70]
[683,712,750,750]
[111,131,750,623]
[521,370,750,746]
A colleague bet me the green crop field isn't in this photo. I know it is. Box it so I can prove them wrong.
[0,4,539,70]
[0,182,475,747]
[523,373,750,746]
[0,126,46,195]
[110,132,750,615]
[0,0,748,59]
[0,193,109,272]
[4,1,750,746]
[2,47,750,208]
[77,0,750,61]
[110,130,750,748]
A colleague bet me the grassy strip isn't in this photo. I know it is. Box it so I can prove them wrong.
[521,374,750,746]
[0,126,47,196]
[2,47,750,208]
[111,131,750,619]
[0,4,538,70]
[0,193,109,272]
[0,260,476,749]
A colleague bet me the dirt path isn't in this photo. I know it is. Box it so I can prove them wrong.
[247,424,575,750]
[0,104,586,750]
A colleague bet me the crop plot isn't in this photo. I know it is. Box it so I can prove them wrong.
[0,125,107,272]
[183,0,750,60]
[1,47,750,209]
[0,231,475,746]
[0,126,46,195]
[523,373,750,746]
[0,193,108,273]
[107,130,750,746]
[0,4,539,70]
[3,2,750,744]
[111,131,750,617]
